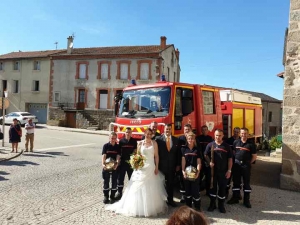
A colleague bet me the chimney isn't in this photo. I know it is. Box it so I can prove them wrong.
[175,48,180,61]
[67,36,74,54]
[160,36,167,49]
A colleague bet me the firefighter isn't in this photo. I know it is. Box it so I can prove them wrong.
[196,125,213,195]
[142,121,160,140]
[178,124,193,203]
[204,129,232,213]
[227,127,257,208]
[225,127,241,198]
[115,127,137,200]
[102,132,121,204]
[181,132,202,210]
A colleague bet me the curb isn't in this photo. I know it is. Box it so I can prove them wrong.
[42,126,110,136]
[0,150,24,162]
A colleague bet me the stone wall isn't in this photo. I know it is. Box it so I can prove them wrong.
[48,107,65,126]
[281,0,300,191]
[84,109,115,130]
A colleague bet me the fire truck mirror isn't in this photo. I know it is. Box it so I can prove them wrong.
[182,99,193,116]
[182,89,193,98]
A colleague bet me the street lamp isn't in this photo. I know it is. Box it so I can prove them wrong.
[2,90,7,147]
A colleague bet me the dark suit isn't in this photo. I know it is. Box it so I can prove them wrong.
[156,134,180,203]
[141,132,160,140]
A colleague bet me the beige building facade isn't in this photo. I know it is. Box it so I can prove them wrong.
[281,0,300,191]
[0,50,63,123]
[50,36,180,111]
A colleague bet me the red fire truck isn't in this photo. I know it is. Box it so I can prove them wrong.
[110,76,262,143]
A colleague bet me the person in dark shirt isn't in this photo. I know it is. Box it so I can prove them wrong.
[227,128,257,208]
[225,127,240,198]
[182,132,202,210]
[196,125,213,195]
[142,121,160,140]
[204,129,232,213]
[102,132,121,204]
[115,127,137,200]
[177,124,193,203]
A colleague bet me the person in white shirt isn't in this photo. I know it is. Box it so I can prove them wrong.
[25,119,35,152]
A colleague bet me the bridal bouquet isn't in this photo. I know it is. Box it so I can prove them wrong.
[128,153,146,170]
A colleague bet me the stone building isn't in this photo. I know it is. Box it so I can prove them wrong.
[48,36,180,129]
[281,0,300,191]
[0,50,63,123]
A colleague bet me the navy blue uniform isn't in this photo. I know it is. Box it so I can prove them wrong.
[178,135,187,200]
[232,139,256,196]
[196,134,213,194]
[205,141,232,201]
[102,143,121,199]
[182,145,201,209]
[225,136,240,195]
[117,137,137,194]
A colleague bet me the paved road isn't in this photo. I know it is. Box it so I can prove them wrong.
[0,128,299,225]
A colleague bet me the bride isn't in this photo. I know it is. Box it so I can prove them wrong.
[106,128,168,217]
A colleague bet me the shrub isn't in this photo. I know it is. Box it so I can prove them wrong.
[269,136,282,150]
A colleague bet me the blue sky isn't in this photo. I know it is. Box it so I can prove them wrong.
[0,0,289,100]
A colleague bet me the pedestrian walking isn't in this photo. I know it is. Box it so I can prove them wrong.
[102,132,121,204]
[25,119,35,152]
[115,127,137,200]
[227,127,257,208]
[204,129,232,213]
[9,118,22,153]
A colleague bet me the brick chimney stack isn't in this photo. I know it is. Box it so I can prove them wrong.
[67,36,74,54]
[160,36,167,49]
[175,48,180,61]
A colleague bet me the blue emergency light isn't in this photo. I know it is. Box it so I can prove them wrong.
[131,79,136,85]
[161,75,166,81]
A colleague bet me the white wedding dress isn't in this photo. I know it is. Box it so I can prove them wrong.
[106,140,168,217]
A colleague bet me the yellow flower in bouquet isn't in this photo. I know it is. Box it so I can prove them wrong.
[128,153,146,170]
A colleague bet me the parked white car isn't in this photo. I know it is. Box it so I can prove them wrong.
[0,112,38,126]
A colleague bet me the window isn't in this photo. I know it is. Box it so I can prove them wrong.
[33,61,40,70]
[13,80,19,93]
[268,111,272,122]
[140,63,149,80]
[117,60,131,80]
[175,89,183,116]
[99,90,108,109]
[32,80,39,91]
[54,92,60,102]
[101,64,108,79]
[0,62,4,71]
[13,61,20,70]
[75,61,89,79]
[79,64,86,79]
[202,91,215,114]
[120,63,128,80]
[79,90,85,103]
[171,52,174,66]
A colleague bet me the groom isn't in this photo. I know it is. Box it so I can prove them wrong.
[156,123,180,207]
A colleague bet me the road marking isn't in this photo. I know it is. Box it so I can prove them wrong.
[36,143,96,151]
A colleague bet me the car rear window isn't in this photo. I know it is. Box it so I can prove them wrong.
[21,113,33,116]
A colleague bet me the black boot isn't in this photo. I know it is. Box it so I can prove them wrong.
[218,199,226,213]
[227,192,240,204]
[180,195,186,203]
[103,189,110,204]
[110,190,117,204]
[243,192,252,208]
[207,197,217,211]
[186,197,192,208]
[115,192,122,200]
[193,199,201,211]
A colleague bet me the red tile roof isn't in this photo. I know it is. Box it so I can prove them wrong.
[54,44,173,55]
[0,50,65,59]
[0,44,173,59]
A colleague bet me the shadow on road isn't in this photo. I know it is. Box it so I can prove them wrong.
[0,160,39,167]
[0,171,9,181]
[39,151,69,156]
[23,153,54,158]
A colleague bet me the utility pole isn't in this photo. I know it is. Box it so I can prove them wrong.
[54,42,58,50]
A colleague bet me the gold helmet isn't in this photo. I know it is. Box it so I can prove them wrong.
[185,165,198,181]
[104,157,116,171]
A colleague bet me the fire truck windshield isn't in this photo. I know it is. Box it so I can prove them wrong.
[119,87,171,118]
